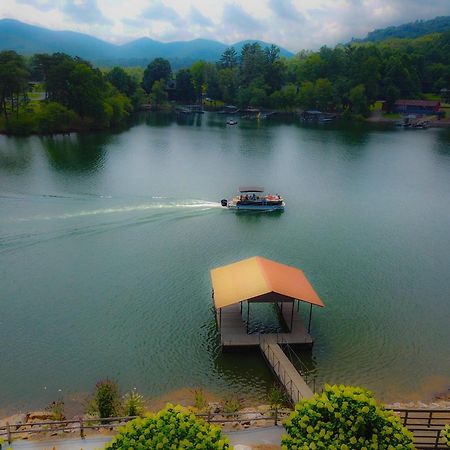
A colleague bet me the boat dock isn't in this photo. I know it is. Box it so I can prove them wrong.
[217,302,313,348]
[211,256,324,404]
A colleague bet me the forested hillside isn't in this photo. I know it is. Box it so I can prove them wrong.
[1,30,450,135]
[354,16,450,42]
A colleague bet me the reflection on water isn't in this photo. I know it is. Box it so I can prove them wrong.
[43,133,109,172]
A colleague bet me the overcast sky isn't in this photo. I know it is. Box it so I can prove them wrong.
[1,0,450,51]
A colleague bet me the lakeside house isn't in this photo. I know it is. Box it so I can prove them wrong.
[393,99,441,115]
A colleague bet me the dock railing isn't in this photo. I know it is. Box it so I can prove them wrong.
[0,408,448,448]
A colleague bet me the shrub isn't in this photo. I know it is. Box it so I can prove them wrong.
[223,396,241,414]
[442,424,450,447]
[36,102,76,134]
[46,398,65,420]
[92,379,121,419]
[106,404,230,449]
[123,390,145,417]
[193,388,208,411]
[267,385,289,409]
[282,384,414,449]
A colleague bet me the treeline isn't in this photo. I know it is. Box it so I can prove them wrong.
[1,31,450,135]
[0,51,146,134]
[147,31,450,116]
[357,16,450,42]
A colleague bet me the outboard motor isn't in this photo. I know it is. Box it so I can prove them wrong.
[221,199,228,207]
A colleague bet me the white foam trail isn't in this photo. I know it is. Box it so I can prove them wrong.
[13,201,222,222]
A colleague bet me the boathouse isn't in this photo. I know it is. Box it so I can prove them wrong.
[394,99,441,115]
[211,256,324,348]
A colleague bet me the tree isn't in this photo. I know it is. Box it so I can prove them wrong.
[106,404,230,450]
[0,51,29,121]
[143,58,172,93]
[105,67,137,97]
[218,67,239,104]
[190,60,207,103]
[349,84,370,116]
[92,379,121,420]
[175,69,196,102]
[150,79,168,109]
[219,47,238,69]
[314,78,334,111]
[37,102,76,133]
[298,81,316,110]
[282,385,414,450]
[240,43,266,86]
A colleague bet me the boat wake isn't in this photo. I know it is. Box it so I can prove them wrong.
[0,198,222,254]
[4,199,222,223]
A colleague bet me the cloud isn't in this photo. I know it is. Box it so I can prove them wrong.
[221,3,264,36]
[62,0,111,25]
[15,0,54,12]
[188,6,214,27]
[267,0,304,22]
[141,1,182,25]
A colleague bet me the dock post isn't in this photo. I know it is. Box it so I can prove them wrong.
[290,300,295,331]
[246,302,249,333]
[6,422,11,444]
[308,304,313,333]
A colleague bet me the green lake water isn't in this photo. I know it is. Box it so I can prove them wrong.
[1,113,449,414]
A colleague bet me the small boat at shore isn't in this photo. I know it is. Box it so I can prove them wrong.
[226,119,238,125]
[221,187,285,212]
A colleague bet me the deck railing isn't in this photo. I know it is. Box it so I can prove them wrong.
[0,410,291,444]
[0,408,448,448]
[392,408,450,449]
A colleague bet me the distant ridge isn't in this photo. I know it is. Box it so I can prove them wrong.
[352,16,450,42]
[0,18,294,68]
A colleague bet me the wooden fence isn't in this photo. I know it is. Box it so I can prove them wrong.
[0,408,448,449]
[393,408,450,449]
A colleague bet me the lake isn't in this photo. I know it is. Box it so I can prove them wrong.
[1,113,449,414]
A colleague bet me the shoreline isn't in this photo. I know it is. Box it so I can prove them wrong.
[1,110,450,137]
[1,385,449,427]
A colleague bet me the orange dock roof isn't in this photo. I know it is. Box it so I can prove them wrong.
[211,256,324,309]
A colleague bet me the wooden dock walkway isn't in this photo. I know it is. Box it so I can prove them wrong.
[217,303,313,348]
[259,335,314,404]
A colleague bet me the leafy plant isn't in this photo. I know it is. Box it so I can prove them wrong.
[106,404,230,449]
[223,396,241,414]
[123,390,144,417]
[91,379,121,419]
[267,385,289,409]
[282,384,414,449]
[46,398,65,420]
[193,388,208,411]
[442,424,450,448]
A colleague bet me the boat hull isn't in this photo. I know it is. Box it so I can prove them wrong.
[226,202,285,212]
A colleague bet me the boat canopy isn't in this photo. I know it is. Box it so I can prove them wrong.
[239,186,264,193]
[211,256,324,309]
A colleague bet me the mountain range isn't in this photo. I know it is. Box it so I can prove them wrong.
[0,19,294,68]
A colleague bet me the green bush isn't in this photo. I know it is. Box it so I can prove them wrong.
[106,404,230,450]
[282,384,414,450]
[267,385,289,409]
[123,390,145,417]
[223,396,241,414]
[193,388,208,411]
[46,398,65,420]
[36,102,76,133]
[92,379,121,419]
[442,424,450,447]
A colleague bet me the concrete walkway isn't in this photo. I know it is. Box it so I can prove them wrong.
[9,426,285,449]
